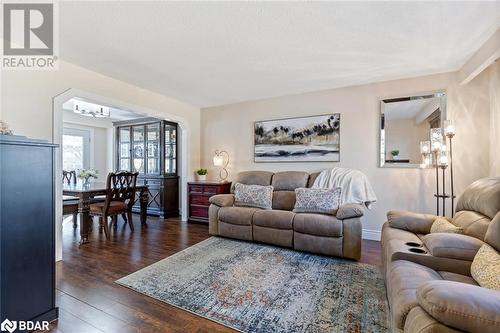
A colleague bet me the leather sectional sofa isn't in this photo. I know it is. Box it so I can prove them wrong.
[208,171,365,260]
[382,177,500,333]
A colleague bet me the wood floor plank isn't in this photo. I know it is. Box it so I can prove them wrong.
[48,214,381,332]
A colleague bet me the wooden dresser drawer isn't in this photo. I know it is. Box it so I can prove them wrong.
[190,205,209,219]
[203,186,217,195]
[190,185,204,194]
[190,195,210,206]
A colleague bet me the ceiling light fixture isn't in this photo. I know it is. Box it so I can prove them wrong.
[73,102,110,118]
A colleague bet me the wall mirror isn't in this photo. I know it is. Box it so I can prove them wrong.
[380,91,446,168]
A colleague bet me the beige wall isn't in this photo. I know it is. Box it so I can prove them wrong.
[201,70,494,237]
[1,60,201,175]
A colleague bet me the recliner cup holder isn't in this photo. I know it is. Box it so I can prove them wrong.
[408,247,427,254]
[405,242,423,248]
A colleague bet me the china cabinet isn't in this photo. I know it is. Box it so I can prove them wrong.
[114,117,179,217]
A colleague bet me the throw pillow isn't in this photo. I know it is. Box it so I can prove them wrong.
[293,187,341,215]
[471,244,500,291]
[430,217,464,234]
[234,183,273,209]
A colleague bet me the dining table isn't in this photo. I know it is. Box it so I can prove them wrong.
[63,182,149,244]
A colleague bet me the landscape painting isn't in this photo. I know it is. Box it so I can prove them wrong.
[254,114,340,162]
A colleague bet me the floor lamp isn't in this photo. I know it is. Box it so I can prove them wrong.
[423,122,456,217]
[444,120,456,216]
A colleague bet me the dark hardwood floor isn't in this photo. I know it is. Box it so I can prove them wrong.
[48,215,382,333]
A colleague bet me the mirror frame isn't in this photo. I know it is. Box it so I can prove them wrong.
[379,90,447,169]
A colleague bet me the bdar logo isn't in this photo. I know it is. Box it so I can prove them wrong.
[0,319,17,333]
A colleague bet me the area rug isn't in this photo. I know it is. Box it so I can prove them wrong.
[116,237,389,333]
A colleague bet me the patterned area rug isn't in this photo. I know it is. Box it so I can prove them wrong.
[117,237,389,333]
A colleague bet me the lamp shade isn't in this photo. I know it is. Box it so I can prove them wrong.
[213,154,224,166]
[430,128,443,152]
[420,141,430,154]
[444,119,455,137]
[439,151,448,166]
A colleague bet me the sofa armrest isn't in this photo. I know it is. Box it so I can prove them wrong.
[387,210,438,234]
[423,233,484,261]
[209,194,235,207]
[337,203,364,220]
[417,280,500,333]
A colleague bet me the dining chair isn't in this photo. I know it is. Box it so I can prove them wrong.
[62,170,79,228]
[89,171,139,240]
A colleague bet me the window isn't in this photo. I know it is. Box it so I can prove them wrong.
[63,128,90,171]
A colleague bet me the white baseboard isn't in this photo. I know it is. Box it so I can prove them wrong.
[362,229,381,241]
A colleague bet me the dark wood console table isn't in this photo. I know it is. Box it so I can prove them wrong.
[188,181,231,223]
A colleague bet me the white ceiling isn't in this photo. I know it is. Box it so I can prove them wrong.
[59,1,500,107]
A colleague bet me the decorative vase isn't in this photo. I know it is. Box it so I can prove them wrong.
[197,174,207,181]
[82,177,91,186]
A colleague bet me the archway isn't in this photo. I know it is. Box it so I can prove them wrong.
[52,88,190,261]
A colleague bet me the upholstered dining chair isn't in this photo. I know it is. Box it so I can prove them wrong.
[62,170,79,228]
[89,171,139,240]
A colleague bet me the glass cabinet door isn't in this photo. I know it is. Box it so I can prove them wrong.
[118,127,131,171]
[164,123,177,175]
[132,125,145,174]
[146,123,160,174]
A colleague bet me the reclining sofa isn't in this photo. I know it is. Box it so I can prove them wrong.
[208,171,365,260]
[382,177,500,333]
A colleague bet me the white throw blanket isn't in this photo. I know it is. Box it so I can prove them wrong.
[312,168,377,209]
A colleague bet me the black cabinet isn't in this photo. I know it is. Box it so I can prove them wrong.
[0,135,58,327]
[114,118,179,217]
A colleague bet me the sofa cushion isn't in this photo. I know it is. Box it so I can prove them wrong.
[417,280,500,333]
[387,210,437,234]
[219,206,259,226]
[307,172,320,188]
[453,210,490,241]
[455,177,500,219]
[430,217,463,234]
[271,171,309,191]
[293,187,341,215]
[231,171,274,192]
[471,244,500,291]
[387,260,443,331]
[293,213,342,237]
[253,209,294,230]
[234,183,273,209]
[422,233,484,261]
[272,191,296,211]
[437,271,478,285]
[485,213,500,251]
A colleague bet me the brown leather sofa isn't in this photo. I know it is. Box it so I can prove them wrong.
[382,177,500,333]
[208,171,365,260]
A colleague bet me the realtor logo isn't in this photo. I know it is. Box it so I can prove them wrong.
[0,319,17,333]
[2,1,58,69]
